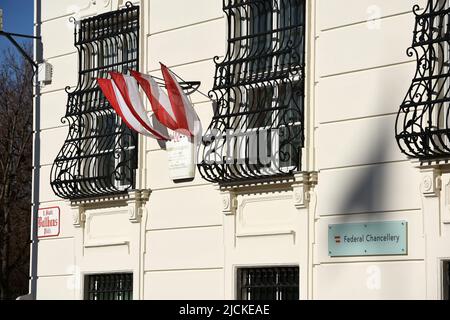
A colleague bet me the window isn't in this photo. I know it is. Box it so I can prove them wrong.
[198,0,305,183]
[237,267,299,300]
[248,0,273,74]
[396,0,450,159]
[85,273,133,300]
[51,4,139,199]
[444,261,450,300]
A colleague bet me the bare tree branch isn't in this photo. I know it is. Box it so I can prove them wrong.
[0,44,33,300]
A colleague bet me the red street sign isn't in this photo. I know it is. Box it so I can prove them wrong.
[38,207,60,238]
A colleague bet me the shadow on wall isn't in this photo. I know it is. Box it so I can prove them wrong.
[320,65,422,299]
[332,86,417,216]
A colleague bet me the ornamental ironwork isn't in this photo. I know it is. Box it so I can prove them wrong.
[237,266,299,300]
[85,273,133,300]
[197,0,306,184]
[396,0,450,159]
[51,3,139,199]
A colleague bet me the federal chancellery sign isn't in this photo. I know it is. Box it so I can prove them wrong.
[328,221,408,257]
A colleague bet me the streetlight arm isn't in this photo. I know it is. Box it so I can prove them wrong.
[0,30,41,40]
[0,31,39,69]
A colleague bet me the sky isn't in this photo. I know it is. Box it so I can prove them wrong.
[0,0,34,61]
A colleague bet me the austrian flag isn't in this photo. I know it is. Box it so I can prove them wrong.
[97,64,202,141]
[97,77,170,141]
[160,63,202,138]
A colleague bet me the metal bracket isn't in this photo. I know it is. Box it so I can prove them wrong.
[0,31,41,69]
[152,75,202,96]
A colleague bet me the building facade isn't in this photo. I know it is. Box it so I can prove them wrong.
[32,0,450,300]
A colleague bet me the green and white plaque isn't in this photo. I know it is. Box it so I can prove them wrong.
[328,221,408,257]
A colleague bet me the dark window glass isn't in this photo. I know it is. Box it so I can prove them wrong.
[85,273,133,301]
[278,81,303,168]
[249,0,273,74]
[237,267,299,300]
[247,86,274,169]
[444,261,450,300]
[279,0,305,68]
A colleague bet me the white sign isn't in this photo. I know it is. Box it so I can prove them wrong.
[167,133,195,181]
[38,207,60,238]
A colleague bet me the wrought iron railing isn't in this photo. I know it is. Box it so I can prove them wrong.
[85,273,133,300]
[237,266,299,300]
[197,0,306,183]
[51,3,139,199]
[396,0,450,159]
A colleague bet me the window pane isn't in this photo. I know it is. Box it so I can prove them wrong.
[278,81,303,168]
[249,0,273,74]
[279,0,305,68]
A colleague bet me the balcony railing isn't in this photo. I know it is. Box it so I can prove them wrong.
[197,0,306,184]
[50,3,139,199]
[396,0,450,159]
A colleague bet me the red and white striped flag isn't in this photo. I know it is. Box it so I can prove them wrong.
[97,75,170,141]
[160,63,202,138]
[98,65,202,141]
[130,70,179,133]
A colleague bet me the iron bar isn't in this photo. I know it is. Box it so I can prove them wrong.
[396,0,450,159]
[198,0,306,183]
[50,4,140,199]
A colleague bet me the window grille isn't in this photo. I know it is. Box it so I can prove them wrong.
[198,0,306,184]
[237,266,299,300]
[50,3,139,199]
[85,273,133,300]
[444,261,450,300]
[396,0,450,159]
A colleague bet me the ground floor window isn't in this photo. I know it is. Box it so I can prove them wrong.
[444,261,450,300]
[237,266,299,300]
[84,273,133,300]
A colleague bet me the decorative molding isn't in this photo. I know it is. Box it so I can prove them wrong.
[127,189,151,223]
[84,209,129,247]
[69,189,151,226]
[309,189,318,220]
[70,192,130,207]
[84,239,129,248]
[70,203,86,228]
[420,168,441,197]
[443,178,450,224]
[292,172,318,209]
[236,230,295,238]
[293,185,306,209]
[221,191,237,216]
[69,0,126,21]
[218,171,318,211]
[218,175,295,192]
[237,194,293,237]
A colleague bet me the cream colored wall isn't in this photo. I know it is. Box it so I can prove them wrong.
[34,0,227,300]
[35,0,448,300]
[35,0,148,300]
[313,0,427,299]
[142,0,225,300]
[34,0,79,300]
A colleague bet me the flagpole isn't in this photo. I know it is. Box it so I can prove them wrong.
[165,68,214,101]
